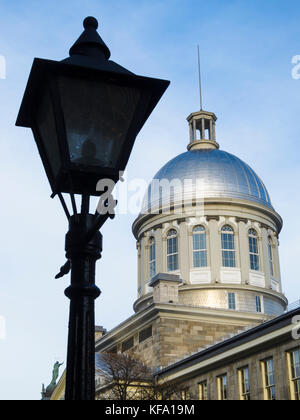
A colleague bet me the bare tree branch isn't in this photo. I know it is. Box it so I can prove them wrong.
[96,352,196,401]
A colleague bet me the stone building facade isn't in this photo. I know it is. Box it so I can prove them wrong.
[52,107,298,401]
[157,308,300,401]
[94,274,273,369]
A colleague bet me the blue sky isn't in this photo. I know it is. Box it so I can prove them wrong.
[0,0,299,400]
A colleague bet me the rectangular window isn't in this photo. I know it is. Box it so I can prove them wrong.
[139,326,152,343]
[193,250,207,268]
[167,253,178,272]
[217,374,228,400]
[222,233,234,250]
[150,261,156,278]
[228,292,236,310]
[287,349,300,400]
[238,367,250,400]
[121,337,134,353]
[198,381,208,400]
[261,358,276,400]
[222,250,236,267]
[181,389,189,400]
[256,296,262,313]
[167,236,178,254]
[250,253,259,271]
[193,232,206,250]
[150,259,156,278]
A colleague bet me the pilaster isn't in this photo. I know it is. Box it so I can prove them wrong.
[237,220,249,284]
[208,218,222,282]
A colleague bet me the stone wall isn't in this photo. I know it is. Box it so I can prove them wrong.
[158,317,246,367]
[122,315,251,369]
[127,318,161,368]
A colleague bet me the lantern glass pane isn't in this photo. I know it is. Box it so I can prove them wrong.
[57,75,141,169]
[35,88,61,178]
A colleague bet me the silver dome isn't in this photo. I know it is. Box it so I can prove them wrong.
[142,149,273,213]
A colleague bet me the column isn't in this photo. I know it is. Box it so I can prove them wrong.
[209,120,213,140]
[162,225,167,273]
[208,218,222,282]
[193,119,197,141]
[261,226,271,288]
[189,122,193,144]
[237,220,249,284]
[273,238,282,292]
[179,221,189,283]
[201,118,205,139]
[155,226,163,275]
[140,235,146,292]
[137,241,142,298]
[212,122,216,140]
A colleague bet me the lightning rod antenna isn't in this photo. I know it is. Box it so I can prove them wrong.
[197,45,203,111]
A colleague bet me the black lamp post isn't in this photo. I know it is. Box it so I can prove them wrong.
[16,16,169,401]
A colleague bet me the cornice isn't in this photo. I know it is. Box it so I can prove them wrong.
[133,198,283,239]
[95,301,273,354]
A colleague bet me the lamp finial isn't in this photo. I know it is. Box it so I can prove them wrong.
[83,16,98,30]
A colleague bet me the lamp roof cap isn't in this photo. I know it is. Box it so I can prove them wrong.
[69,16,111,60]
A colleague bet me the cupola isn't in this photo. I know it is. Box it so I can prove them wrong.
[187,110,219,150]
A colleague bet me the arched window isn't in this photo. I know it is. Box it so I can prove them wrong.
[193,226,208,268]
[149,237,156,279]
[249,229,259,271]
[221,226,236,267]
[167,229,179,272]
[268,237,274,277]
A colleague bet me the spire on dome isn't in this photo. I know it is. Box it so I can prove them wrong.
[198,45,203,111]
[186,48,219,150]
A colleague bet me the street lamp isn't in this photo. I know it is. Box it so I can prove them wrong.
[16,16,169,401]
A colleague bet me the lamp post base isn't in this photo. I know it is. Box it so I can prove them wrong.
[64,214,102,401]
